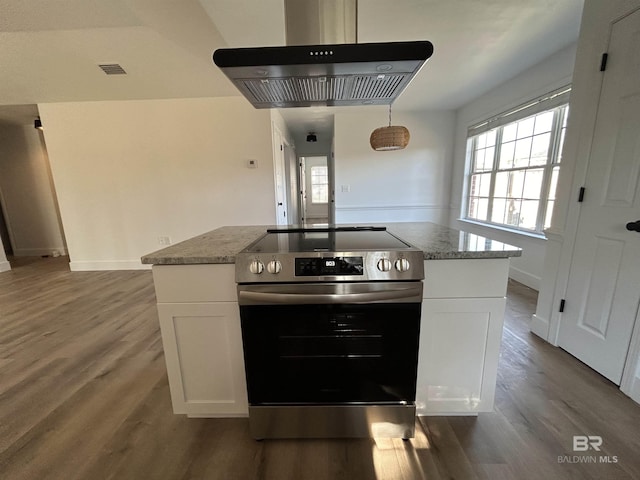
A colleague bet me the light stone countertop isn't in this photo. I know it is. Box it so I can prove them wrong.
[141,222,522,265]
[385,222,522,260]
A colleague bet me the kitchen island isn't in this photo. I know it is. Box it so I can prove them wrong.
[142,222,521,418]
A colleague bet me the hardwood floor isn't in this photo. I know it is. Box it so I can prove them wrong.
[1,258,639,479]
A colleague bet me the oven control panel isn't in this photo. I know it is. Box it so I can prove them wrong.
[295,256,364,277]
[235,250,424,283]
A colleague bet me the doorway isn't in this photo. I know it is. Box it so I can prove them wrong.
[300,156,329,224]
[0,105,68,269]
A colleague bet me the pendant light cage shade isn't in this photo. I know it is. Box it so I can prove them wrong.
[370,125,410,151]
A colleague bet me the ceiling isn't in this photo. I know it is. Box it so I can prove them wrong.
[0,0,584,137]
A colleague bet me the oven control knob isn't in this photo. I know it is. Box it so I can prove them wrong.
[249,259,264,274]
[267,260,282,274]
[376,258,391,272]
[395,258,411,272]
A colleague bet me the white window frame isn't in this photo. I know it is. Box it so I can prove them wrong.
[310,165,329,204]
[463,86,571,235]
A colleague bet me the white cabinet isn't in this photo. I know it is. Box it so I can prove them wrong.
[151,258,512,418]
[153,264,248,417]
[416,258,509,416]
[416,297,505,415]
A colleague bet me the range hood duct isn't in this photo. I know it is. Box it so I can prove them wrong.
[212,0,433,109]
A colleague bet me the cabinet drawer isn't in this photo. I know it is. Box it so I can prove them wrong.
[423,258,509,299]
[152,264,236,303]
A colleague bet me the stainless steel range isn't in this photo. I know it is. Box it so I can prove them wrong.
[235,226,424,439]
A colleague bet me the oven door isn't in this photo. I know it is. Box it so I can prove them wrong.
[237,282,422,406]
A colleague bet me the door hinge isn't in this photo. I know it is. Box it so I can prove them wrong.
[559,299,566,313]
[600,53,608,72]
[578,187,585,202]
[280,144,283,151]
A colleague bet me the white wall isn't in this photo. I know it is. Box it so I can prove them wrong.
[334,110,455,225]
[38,97,276,271]
[449,43,578,290]
[270,110,294,147]
[0,123,67,257]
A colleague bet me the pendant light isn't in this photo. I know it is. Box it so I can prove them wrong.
[369,104,410,151]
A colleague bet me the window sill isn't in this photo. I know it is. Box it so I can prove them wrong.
[458,218,547,240]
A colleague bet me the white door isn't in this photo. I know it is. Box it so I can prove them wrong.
[299,156,307,223]
[272,125,288,225]
[558,9,640,385]
[303,156,329,221]
[328,150,336,225]
[283,144,298,224]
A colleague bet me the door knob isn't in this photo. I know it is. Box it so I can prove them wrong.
[626,221,640,232]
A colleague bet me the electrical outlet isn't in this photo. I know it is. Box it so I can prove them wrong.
[341,184,351,193]
[158,236,172,246]
[247,159,258,168]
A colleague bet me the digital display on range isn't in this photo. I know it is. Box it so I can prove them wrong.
[295,257,364,276]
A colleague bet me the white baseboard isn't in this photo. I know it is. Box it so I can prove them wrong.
[509,265,540,291]
[12,247,68,257]
[630,377,640,405]
[530,314,550,340]
[0,260,11,272]
[622,370,640,405]
[70,260,152,271]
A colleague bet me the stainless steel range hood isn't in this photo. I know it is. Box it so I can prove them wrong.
[212,0,433,109]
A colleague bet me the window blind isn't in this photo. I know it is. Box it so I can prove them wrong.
[467,85,571,137]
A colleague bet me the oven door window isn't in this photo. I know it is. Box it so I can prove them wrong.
[240,303,420,405]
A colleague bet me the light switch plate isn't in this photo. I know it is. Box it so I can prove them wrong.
[158,236,172,246]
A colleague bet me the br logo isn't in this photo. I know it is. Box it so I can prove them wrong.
[573,435,602,452]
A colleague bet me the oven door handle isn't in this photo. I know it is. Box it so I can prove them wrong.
[238,283,423,305]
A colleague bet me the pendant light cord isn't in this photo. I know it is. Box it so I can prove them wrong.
[388,104,392,127]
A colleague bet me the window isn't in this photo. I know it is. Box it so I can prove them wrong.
[310,165,329,203]
[465,90,569,234]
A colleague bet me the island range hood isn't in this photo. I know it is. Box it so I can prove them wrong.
[212,0,433,109]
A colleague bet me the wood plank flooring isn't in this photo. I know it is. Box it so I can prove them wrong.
[1,256,639,479]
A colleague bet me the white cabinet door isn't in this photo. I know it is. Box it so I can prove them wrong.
[157,302,248,417]
[416,297,506,415]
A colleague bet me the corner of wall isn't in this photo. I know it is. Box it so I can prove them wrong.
[508,266,541,291]
[530,314,550,339]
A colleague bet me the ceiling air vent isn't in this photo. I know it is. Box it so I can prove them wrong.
[98,64,127,75]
